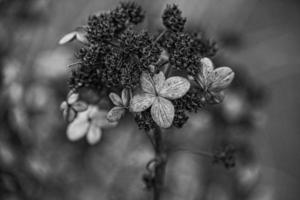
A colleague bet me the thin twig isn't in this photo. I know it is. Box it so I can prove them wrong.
[171,147,213,158]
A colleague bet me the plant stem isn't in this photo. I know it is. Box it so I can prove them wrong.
[152,127,166,200]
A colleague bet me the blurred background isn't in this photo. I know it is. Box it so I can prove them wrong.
[0,0,299,200]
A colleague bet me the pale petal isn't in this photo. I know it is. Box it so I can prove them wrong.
[121,88,130,106]
[130,93,155,112]
[75,31,89,45]
[88,106,106,122]
[67,92,79,104]
[197,57,214,89]
[109,92,123,106]
[209,67,234,92]
[140,72,155,94]
[159,76,190,99]
[63,108,77,122]
[153,71,165,92]
[106,107,125,122]
[58,32,76,45]
[86,125,102,145]
[201,57,214,73]
[72,101,88,112]
[66,112,89,141]
[151,97,174,128]
[60,101,68,111]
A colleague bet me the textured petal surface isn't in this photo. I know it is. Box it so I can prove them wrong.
[140,72,155,94]
[151,97,174,128]
[66,111,89,141]
[72,101,88,112]
[106,107,125,122]
[58,31,76,45]
[121,88,130,106]
[159,77,190,99]
[153,71,165,92]
[109,92,123,106]
[130,93,155,112]
[209,67,235,92]
[86,124,102,145]
[197,57,214,89]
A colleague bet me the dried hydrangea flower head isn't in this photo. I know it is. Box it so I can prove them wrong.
[58,2,237,199]
[59,1,234,141]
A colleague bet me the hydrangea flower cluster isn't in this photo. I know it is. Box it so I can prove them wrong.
[59,2,234,144]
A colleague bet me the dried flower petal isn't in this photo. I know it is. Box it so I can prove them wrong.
[87,125,102,145]
[106,107,125,122]
[197,57,214,89]
[72,101,88,112]
[130,93,155,112]
[121,88,130,106]
[159,76,190,99]
[67,111,89,141]
[140,72,155,94]
[75,30,89,45]
[60,101,68,111]
[153,71,165,92]
[151,97,174,128]
[63,108,77,122]
[209,67,234,92]
[109,92,123,106]
[67,92,79,104]
[58,32,77,45]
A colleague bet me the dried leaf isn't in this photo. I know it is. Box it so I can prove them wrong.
[153,71,165,92]
[72,101,88,112]
[109,92,123,106]
[140,72,155,94]
[159,76,190,99]
[151,97,174,128]
[106,107,125,122]
[209,67,234,92]
[86,125,102,145]
[121,88,130,106]
[67,111,89,141]
[130,93,155,112]
[58,32,76,45]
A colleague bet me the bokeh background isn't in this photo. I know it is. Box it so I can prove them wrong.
[0,0,299,200]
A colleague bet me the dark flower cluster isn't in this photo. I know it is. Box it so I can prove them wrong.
[162,4,186,32]
[173,87,206,113]
[66,2,223,131]
[87,2,145,44]
[134,109,157,131]
[159,31,216,76]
